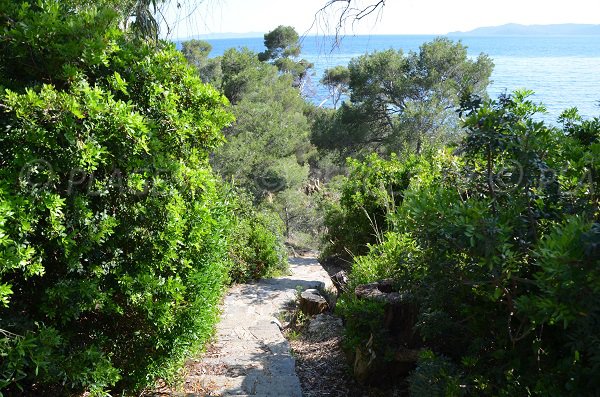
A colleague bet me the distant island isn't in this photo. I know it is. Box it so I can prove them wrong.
[449,23,600,36]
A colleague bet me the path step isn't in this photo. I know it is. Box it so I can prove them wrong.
[173,256,334,396]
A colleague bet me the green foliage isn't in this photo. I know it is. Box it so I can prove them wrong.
[219,47,272,104]
[335,91,599,395]
[212,48,311,198]
[258,25,313,88]
[227,189,288,283]
[312,38,493,157]
[351,232,421,287]
[516,218,600,394]
[258,25,301,61]
[0,1,236,394]
[408,350,464,397]
[0,0,122,90]
[209,46,324,247]
[320,65,350,109]
[272,185,327,245]
[336,294,386,352]
[180,39,222,84]
[322,152,428,260]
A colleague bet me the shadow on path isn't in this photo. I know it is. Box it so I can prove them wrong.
[155,255,334,396]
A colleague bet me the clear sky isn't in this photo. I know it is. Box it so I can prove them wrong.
[161,0,600,39]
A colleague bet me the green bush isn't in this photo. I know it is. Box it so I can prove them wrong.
[321,152,429,261]
[341,91,599,395]
[227,189,288,283]
[336,294,386,352]
[0,1,235,394]
[515,217,600,394]
[351,232,422,288]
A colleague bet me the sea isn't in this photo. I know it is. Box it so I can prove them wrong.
[190,35,600,124]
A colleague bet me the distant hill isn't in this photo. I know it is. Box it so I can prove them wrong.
[176,32,264,41]
[449,23,600,36]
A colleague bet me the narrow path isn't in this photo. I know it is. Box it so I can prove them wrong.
[176,255,334,396]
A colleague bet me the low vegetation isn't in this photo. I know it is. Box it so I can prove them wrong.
[326,92,599,395]
[0,1,286,395]
[1,0,598,396]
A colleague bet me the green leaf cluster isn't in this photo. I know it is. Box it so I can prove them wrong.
[226,189,288,283]
[328,91,599,395]
[312,38,493,157]
[322,152,429,260]
[257,25,313,89]
[0,1,240,395]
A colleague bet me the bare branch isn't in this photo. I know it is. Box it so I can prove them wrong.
[308,0,386,48]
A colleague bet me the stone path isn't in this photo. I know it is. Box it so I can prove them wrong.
[175,255,334,396]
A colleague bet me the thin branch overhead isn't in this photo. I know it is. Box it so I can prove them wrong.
[311,0,386,44]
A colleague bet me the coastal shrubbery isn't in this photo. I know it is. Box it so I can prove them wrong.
[327,91,599,395]
[0,1,284,394]
[1,1,597,395]
[321,153,428,261]
[227,189,288,283]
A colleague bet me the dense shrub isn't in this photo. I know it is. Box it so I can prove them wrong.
[226,189,288,283]
[336,91,599,395]
[321,152,428,261]
[336,294,386,352]
[0,1,235,395]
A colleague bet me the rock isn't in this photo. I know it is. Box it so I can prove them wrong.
[354,279,398,301]
[271,318,283,331]
[331,270,349,294]
[299,288,329,316]
[306,313,343,342]
[394,348,421,366]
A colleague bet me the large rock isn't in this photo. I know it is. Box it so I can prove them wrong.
[299,288,329,316]
[354,279,399,301]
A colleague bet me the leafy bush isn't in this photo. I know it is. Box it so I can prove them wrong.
[338,91,599,395]
[336,294,386,352]
[0,1,235,394]
[408,350,463,397]
[351,232,422,287]
[227,189,288,283]
[322,152,428,261]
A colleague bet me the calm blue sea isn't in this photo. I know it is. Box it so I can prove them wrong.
[191,35,600,123]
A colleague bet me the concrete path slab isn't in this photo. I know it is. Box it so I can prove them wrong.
[172,255,334,397]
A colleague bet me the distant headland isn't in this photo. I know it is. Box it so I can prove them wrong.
[449,23,600,36]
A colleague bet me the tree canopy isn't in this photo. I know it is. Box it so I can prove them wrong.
[211,48,311,200]
[258,25,313,89]
[258,25,302,61]
[321,65,350,109]
[180,39,222,83]
[312,38,493,157]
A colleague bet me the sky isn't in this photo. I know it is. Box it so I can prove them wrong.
[160,0,600,39]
